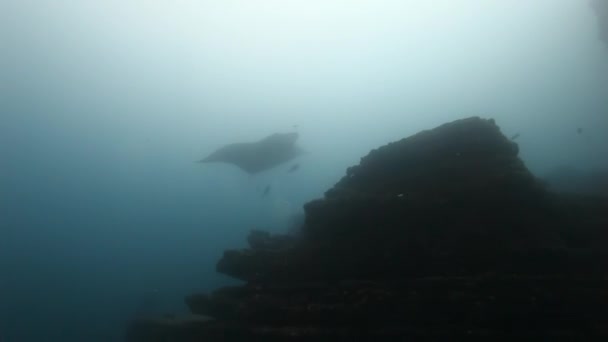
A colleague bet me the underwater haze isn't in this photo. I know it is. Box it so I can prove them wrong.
[1,0,607,340]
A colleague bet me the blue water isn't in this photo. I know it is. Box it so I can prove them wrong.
[1,1,607,340]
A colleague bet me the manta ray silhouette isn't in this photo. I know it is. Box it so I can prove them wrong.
[198,132,304,174]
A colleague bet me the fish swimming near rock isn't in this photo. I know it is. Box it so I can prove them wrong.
[198,132,304,174]
[510,133,520,140]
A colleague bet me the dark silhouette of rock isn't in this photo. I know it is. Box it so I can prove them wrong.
[127,117,608,341]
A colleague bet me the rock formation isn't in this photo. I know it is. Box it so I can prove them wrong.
[126,117,608,341]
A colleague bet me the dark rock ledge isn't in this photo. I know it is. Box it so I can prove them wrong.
[126,117,608,341]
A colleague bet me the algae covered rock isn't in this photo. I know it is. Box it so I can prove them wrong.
[126,117,608,341]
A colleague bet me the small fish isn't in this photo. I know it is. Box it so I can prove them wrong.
[510,133,520,140]
[287,163,300,173]
[262,185,271,197]
[577,127,583,135]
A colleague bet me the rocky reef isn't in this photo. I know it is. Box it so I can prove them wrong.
[126,117,608,341]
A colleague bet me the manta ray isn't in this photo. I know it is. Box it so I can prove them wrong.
[198,132,304,174]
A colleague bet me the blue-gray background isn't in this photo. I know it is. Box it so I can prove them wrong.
[1,1,606,340]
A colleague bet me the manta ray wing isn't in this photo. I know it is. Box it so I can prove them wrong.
[199,132,302,174]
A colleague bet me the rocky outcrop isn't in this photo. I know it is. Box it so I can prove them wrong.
[126,117,608,341]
